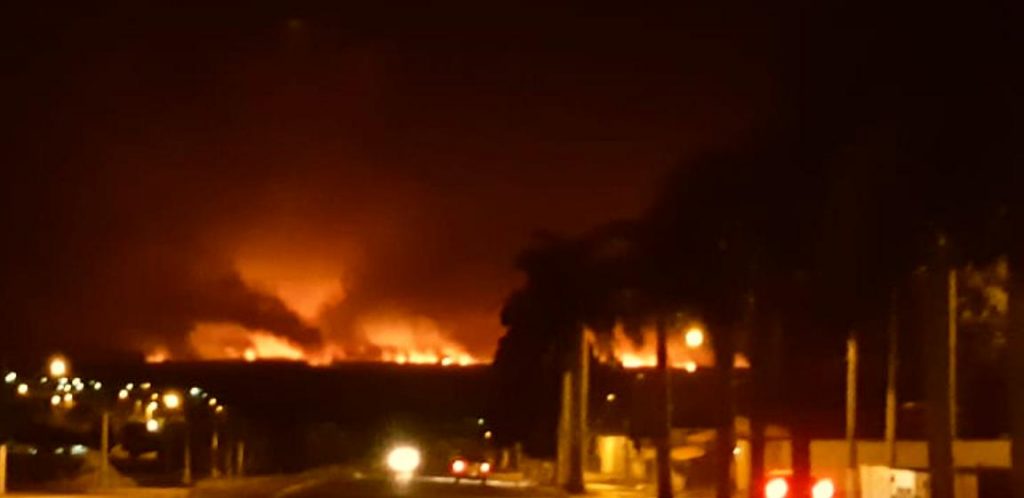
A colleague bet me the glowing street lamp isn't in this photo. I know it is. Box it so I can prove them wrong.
[48,356,69,378]
[118,389,129,400]
[4,371,16,384]
[163,392,182,410]
[684,327,705,348]
[146,418,161,433]
[16,383,29,396]
[50,394,61,406]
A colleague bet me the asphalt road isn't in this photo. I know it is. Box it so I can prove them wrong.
[277,476,549,498]
[190,474,556,498]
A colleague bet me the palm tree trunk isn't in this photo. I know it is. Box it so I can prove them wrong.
[791,426,811,498]
[749,415,765,498]
[714,320,736,498]
[565,327,587,494]
[655,318,674,498]
[918,246,954,498]
[1008,252,1024,498]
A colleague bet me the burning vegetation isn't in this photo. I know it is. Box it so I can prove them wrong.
[145,256,482,366]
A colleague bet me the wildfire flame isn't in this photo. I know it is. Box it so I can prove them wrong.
[144,317,483,366]
[593,324,748,370]
[145,347,170,364]
[141,252,483,367]
[188,322,308,362]
[144,305,482,367]
[359,314,477,366]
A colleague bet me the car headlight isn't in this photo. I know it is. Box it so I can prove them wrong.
[386,446,422,474]
[451,459,467,474]
[812,478,835,498]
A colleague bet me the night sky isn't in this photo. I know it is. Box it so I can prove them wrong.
[2,3,1010,362]
[0,4,784,361]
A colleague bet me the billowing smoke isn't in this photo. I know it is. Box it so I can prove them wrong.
[0,6,767,363]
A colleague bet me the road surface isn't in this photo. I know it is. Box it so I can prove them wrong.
[189,473,561,498]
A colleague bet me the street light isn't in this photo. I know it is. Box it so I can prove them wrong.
[16,383,29,396]
[50,394,61,406]
[163,392,182,410]
[48,356,69,378]
[146,419,161,433]
[4,371,16,384]
[684,327,705,348]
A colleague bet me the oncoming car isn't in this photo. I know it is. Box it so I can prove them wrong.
[449,456,492,483]
[764,474,836,498]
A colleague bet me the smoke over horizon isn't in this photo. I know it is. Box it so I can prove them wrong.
[0,6,773,363]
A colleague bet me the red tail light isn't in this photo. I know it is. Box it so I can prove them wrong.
[451,459,467,474]
[765,477,789,498]
[812,478,835,498]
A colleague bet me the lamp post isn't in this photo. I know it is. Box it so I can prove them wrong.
[158,390,191,485]
[685,327,705,349]
[48,356,69,379]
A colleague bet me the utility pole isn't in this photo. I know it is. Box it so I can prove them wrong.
[183,426,192,485]
[211,430,221,478]
[655,318,673,498]
[846,333,859,498]
[100,411,111,488]
[235,440,245,477]
[884,295,899,468]
[1,443,7,494]
[557,369,571,487]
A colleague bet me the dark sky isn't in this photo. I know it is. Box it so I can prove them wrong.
[0,4,798,361]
